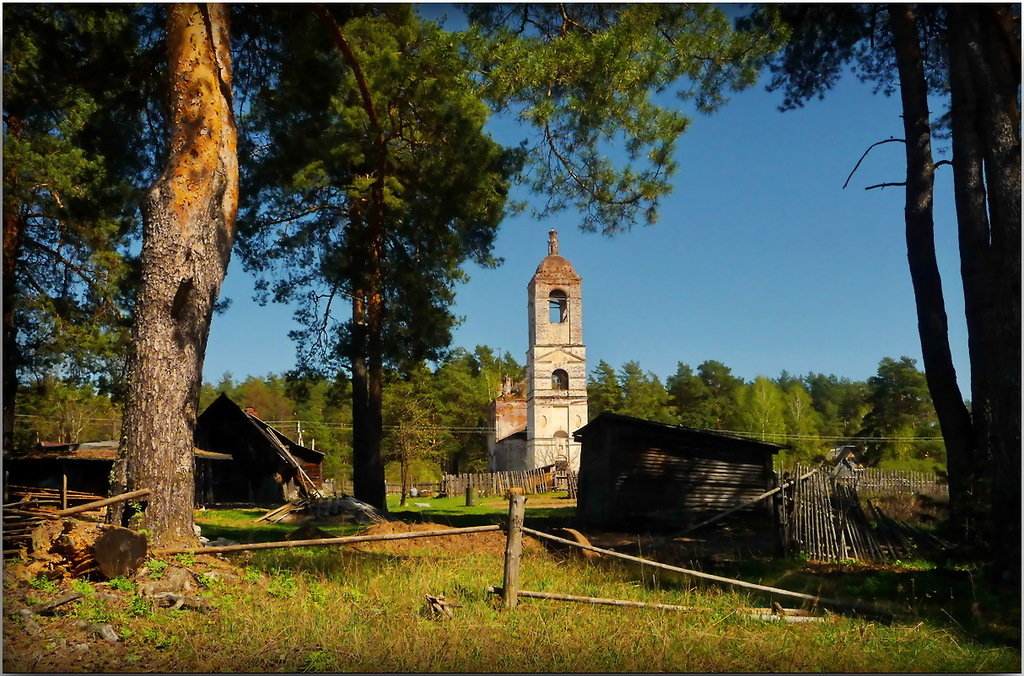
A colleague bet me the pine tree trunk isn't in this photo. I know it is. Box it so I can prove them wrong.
[2,201,21,454]
[888,4,976,544]
[109,3,238,548]
[947,4,1021,582]
[2,116,23,454]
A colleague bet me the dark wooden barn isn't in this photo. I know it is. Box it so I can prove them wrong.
[4,440,233,507]
[194,393,324,505]
[574,413,784,529]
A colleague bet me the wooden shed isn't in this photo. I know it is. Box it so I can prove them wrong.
[574,413,784,529]
[194,393,324,505]
[4,440,233,507]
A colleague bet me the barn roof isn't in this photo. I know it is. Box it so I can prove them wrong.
[573,412,785,453]
[195,393,324,464]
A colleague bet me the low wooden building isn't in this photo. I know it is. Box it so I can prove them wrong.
[194,393,324,505]
[574,413,784,529]
[4,441,233,506]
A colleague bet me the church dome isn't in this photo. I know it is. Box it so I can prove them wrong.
[533,230,580,279]
[535,253,578,276]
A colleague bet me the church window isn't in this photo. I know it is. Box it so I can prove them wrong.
[551,369,569,390]
[549,290,567,323]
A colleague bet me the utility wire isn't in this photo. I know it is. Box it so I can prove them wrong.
[15,414,945,442]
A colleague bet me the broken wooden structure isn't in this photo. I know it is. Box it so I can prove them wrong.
[194,393,324,504]
[778,464,953,563]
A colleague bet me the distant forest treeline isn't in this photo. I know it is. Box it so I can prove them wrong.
[13,346,946,483]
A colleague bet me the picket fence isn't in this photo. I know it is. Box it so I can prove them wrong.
[842,468,948,498]
[440,467,556,497]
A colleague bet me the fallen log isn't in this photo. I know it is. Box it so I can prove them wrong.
[521,526,893,622]
[484,587,826,623]
[32,591,84,616]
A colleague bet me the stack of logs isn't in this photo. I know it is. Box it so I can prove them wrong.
[6,484,106,511]
[3,489,151,579]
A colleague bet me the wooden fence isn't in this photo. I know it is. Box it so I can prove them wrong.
[779,464,949,563]
[841,468,947,498]
[440,468,556,498]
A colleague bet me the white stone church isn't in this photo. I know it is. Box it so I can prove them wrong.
[488,230,588,472]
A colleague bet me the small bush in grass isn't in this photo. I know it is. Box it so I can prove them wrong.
[70,579,95,596]
[145,559,168,579]
[29,575,59,593]
[107,576,136,592]
[174,552,196,567]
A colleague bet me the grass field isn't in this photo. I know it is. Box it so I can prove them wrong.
[2,496,1019,673]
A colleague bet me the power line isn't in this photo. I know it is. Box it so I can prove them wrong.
[15,414,944,443]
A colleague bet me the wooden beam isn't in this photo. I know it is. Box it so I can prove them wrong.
[521,526,893,621]
[672,468,819,538]
[484,587,825,622]
[153,524,502,556]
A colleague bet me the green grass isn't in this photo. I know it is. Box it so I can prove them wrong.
[5,507,1019,673]
[387,492,576,527]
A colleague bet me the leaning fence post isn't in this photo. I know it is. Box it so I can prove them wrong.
[502,493,526,609]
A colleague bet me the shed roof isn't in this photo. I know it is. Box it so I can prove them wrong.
[573,412,785,453]
[15,440,233,462]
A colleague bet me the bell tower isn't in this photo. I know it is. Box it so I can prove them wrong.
[526,230,587,471]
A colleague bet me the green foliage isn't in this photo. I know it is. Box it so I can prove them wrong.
[12,376,121,445]
[237,7,518,377]
[586,360,623,419]
[28,575,59,593]
[70,579,95,596]
[2,5,161,397]
[107,576,136,592]
[466,4,787,232]
[145,559,168,580]
[733,376,786,441]
[127,594,152,618]
[174,552,196,567]
[616,361,677,424]
[666,362,715,428]
[858,357,944,465]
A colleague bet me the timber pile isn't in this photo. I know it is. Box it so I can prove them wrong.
[256,494,386,525]
[3,489,150,579]
[7,485,106,510]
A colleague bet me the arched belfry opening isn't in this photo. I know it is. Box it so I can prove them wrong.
[549,290,568,323]
[551,369,569,390]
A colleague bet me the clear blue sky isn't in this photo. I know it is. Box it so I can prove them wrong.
[203,9,968,391]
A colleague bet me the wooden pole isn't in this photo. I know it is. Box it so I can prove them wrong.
[55,488,152,517]
[153,524,502,556]
[484,587,826,623]
[502,493,526,609]
[19,488,153,521]
[60,462,68,511]
[521,526,893,621]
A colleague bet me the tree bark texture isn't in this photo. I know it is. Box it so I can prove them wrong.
[947,4,1021,581]
[888,4,976,543]
[2,196,22,455]
[110,3,238,548]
